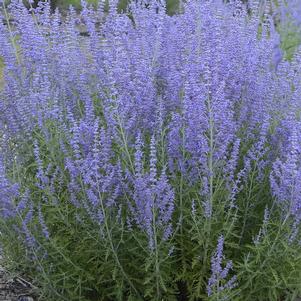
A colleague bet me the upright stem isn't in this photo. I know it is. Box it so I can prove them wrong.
[2,3,20,65]
[152,198,161,300]
[208,96,214,217]
[258,212,290,270]
[96,182,142,299]
[13,212,70,301]
[90,136,141,298]
[203,94,214,269]
[116,114,135,174]
[238,164,257,245]
[179,128,186,272]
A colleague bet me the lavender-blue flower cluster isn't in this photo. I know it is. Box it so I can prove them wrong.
[0,0,301,299]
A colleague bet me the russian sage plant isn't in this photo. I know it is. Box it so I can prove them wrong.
[1,0,301,300]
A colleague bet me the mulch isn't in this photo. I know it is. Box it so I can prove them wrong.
[0,265,35,301]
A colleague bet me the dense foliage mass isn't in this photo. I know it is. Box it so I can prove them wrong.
[277,0,301,59]
[1,0,301,300]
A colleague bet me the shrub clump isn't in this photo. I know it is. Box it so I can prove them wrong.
[1,0,301,300]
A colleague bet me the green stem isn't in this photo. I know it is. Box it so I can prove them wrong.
[258,211,290,270]
[11,212,70,301]
[2,3,20,65]
[152,196,161,300]
[202,93,214,271]
[95,175,142,299]
[179,127,186,273]
[116,114,135,174]
[238,164,257,245]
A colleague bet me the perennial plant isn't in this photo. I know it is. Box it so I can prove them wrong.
[1,0,301,300]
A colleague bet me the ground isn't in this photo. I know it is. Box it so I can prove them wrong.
[0,259,34,301]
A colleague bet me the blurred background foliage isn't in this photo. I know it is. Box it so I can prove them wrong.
[21,0,301,59]
[279,22,301,60]
[1,0,301,65]
[52,0,181,15]
[12,0,181,15]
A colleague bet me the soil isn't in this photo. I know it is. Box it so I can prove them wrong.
[0,264,35,301]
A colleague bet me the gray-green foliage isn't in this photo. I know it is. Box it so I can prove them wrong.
[279,20,301,60]
[1,1,301,301]
[2,119,301,301]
